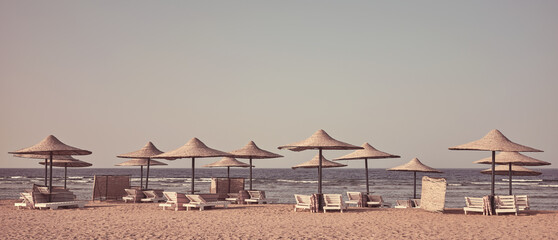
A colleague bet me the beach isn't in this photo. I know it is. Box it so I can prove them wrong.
[2,200,557,240]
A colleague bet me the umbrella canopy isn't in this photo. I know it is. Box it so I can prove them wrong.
[152,138,232,193]
[39,159,92,189]
[334,142,400,193]
[203,157,251,193]
[229,141,283,190]
[292,154,347,169]
[480,165,542,176]
[448,129,542,204]
[278,129,362,194]
[473,152,550,166]
[116,158,167,190]
[8,135,91,200]
[117,141,173,189]
[388,158,442,199]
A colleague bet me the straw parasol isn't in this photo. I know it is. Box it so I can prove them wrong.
[39,159,92,189]
[14,154,78,187]
[387,158,442,199]
[8,135,92,201]
[152,138,232,194]
[474,152,549,195]
[278,129,362,194]
[449,129,542,198]
[334,143,400,193]
[229,141,283,190]
[292,154,347,169]
[203,157,251,192]
[480,165,541,176]
[115,158,168,189]
[117,142,172,189]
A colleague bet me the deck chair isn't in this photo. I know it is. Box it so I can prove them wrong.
[21,192,85,210]
[323,194,348,213]
[367,195,391,208]
[122,189,145,203]
[394,200,412,208]
[495,195,518,216]
[141,190,165,203]
[515,195,530,211]
[346,192,361,207]
[159,192,188,211]
[463,197,485,215]
[225,193,239,204]
[294,194,312,212]
[183,194,229,211]
[245,190,274,204]
[15,193,31,209]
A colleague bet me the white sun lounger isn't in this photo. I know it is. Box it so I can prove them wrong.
[141,190,165,203]
[245,190,275,204]
[463,197,485,215]
[495,195,518,216]
[515,195,530,211]
[323,194,348,213]
[159,192,188,211]
[294,194,312,212]
[183,194,229,211]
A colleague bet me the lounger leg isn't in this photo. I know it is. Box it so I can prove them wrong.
[199,206,204,211]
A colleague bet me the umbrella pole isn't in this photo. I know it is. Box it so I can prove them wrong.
[191,157,195,194]
[249,157,253,190]
[146,158,151,190]
[44,158,48,187]
[64,165,67,189]
[49,152,53,202]
[318,148,323,194]
[227,166,231,193]
[509,163,512,195]
[365,158,369,194]
[490,151,496,214]
[413,171,417,199]
[140,166,144,190]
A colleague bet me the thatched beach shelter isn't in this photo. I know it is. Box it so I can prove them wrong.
[40,159,92,189]
[117,142,172,189]
[335,142,400,193]
[8,135,92,201]
[14,154,79,187]
[229,141,283,190]
[292,154,347,169]
[152,138,232,194]
[203,157,251,192]
[388,158,442,199]
[278,129,362,194]
[115,158,168,189]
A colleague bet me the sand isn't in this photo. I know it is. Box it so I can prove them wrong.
[1,199,557,240]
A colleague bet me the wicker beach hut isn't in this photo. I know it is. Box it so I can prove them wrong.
[278,129,362,194]
[39,159,92,189]
[387,158,442,199]
[229,141,283,190]
[115,158,168,189]
[334,143,400,193]
[8,135,92,201]
[117,142,173,189]
[203,157,251,192]
[152,138,232,194]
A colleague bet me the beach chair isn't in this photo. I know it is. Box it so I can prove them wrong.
[183,194,229,211]
[495,195,518,216]
[323,194,348,213]
[245,190,274,204]
[159,192,188,211]
[515,195,530,211]
[21,192,86,210]
[412,199,421,208]
[346,192,361,207]
[366,195,391,208]
[294,194,312,212]
[141,190,165,203]
[394,200,412,208]
[15,193,31,209]
[225,193,239,204]
[122,189,145,203]
[463,197,485,215]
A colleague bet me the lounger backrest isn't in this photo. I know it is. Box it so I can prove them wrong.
[163,192,176,202]
[163,192,188,203]
[412,199,421,207]
[465,197,484,208]
[186,194,207,203]
[515,195,529,208]
[248,191,264,199]
[347,192,360,201]
[323,194,343,206]
[496,195,516,209]
[125,189,138,196]
[143,190,156,198]
[367,195,382,203]
[295,194,311,205]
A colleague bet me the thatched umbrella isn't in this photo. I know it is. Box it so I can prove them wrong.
[115,158,168,189]
[449,129,542,199]
[229,141,283,190]
[8,135,92,201]
[334,143,400,193]
[278,129,362,194]
[152,138,232,194]
[39,159,92,189]
[117,142,173,189]
[474,152,549,195]
[14,154,79,187]
[292,154,347,169]
[387,158,442,199]
[203,157,251,192]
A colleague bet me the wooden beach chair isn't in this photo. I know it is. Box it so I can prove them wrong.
[183,194,229,211]
[463,197,485,215]
[394,200,412,208]
[122,189,145,203]
[367,195,391,208]
[225,193,239,204]
[323,194,348,213]
[495,195,518,216]
[159,192,188,211]
[21,192,86,210]
[346,192,361,207]
[515,195,530,211]
[141,190,165,203]
[293,194,312,212]
[245,190,274,204]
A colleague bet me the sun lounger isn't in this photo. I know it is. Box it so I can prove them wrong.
[15,193,31,209]
[515,195,530,211]
[463,197,485,215]
[123,188,145,203]
[183,194,229,211]
[346,192,361,207]
[20,192,85,210]
[294,194,312,212]
[159,192,188,211]
[394,200,412,208]
[366,195,391,208]
[141,190,165,203]
[245,190,274,204]
[323,194,348,213]
[495,195,518,216]
[225,193,239,203]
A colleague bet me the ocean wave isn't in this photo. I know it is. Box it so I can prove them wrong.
[277,179,318,184]
[9,176,25,179]
[538,185,558,188]
[502,179,542,182]
[448,184,462,186]
[67,177,83,180]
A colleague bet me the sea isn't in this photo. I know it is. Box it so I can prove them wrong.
[1,168,557,210]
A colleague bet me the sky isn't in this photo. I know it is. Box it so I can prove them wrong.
[1,1,557,169]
